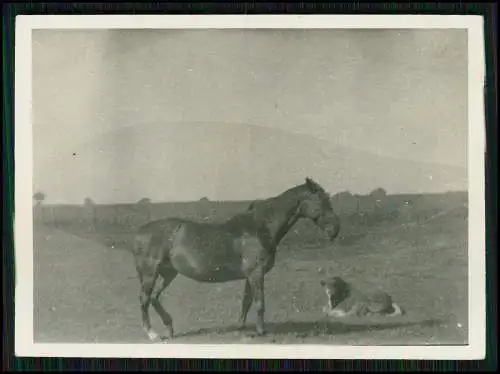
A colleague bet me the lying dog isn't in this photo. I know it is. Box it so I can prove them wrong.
[320,276,404,318]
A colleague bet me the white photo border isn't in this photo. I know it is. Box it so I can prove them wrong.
[14,15,486,360]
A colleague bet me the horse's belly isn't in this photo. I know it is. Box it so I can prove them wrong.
[170,244,244,283]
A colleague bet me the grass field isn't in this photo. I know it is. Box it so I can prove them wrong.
[33,196,468,345]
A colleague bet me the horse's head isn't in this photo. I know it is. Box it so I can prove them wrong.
[298,177,341,242]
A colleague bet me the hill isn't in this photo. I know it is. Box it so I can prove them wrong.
[35,121,466,204]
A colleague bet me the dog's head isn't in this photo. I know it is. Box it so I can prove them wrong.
[320,276,351,309]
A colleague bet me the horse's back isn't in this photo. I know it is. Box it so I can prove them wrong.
[133,217,220,255]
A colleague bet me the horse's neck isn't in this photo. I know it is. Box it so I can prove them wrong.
[260,187,307,248]
[271,207,301,246]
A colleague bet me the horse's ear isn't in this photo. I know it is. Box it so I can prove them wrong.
[305,177,318,192]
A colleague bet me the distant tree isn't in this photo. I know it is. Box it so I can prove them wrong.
[338,190,353,197]
[334,191,354,214]
[199,197,210,202]
[137,197,152,222]
[83,197,96,228]
[84,197,95,206]
[33,191,45,205]
[370,187,387,200]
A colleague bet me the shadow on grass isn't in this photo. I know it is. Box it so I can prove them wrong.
[175,318,445,339]
[337,233,368,247]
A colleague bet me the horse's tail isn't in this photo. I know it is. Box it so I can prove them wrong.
[132,233,153,257]
[131,232,155,279]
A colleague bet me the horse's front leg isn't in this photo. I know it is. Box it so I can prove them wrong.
[247,268,266,336]
[238,279,253,329]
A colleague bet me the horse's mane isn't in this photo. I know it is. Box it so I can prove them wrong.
[225,178,327,228]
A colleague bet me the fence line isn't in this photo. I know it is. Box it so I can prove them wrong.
[32,200,255,228]
[357,204,468,238]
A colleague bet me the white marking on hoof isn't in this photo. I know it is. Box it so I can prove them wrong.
[146,330,159,341]
[240,334,253,342]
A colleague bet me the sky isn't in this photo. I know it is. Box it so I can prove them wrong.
[32,28,468,204]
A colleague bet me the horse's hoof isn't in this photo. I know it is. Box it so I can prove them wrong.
[160,327,174,341]
[240,331,257,340]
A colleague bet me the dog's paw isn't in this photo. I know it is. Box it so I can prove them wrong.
[328,309,348,318]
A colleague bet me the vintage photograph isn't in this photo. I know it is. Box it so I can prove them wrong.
[15,15,486,359]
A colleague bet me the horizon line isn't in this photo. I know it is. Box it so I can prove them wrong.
[33,189,468,207]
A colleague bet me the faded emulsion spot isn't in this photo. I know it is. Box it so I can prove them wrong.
[72,152,77,156]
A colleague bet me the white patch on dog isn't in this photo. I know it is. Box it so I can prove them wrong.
[320,276,404,319]
[325,289,333,309]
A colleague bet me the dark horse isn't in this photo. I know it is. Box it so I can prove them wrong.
[132,177,341,341]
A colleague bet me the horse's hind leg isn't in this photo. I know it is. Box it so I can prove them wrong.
[134,234,160,340]
[139,268,160,341]
[151,265,178,340]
